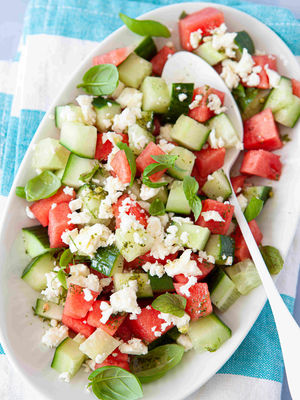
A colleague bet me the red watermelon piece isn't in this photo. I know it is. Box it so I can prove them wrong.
[112,194,149,230]
[240,149,282,181]
[62,314,95,338]
[194,146,226,177]
[232,219,263,262]
[92,47,132,66]
[95,349,130,371]
[174,282,212,320]
[188,86,225,122]
[292,79,300,98]
[231,175,247,194]
[87,300,127,335]
[196,199,234,235]
[95,133,128,161]
[63,284,99,319]
[110,150,131,184]
[151,45,175,76]
[48,202,76,248]
[248,55,277,89]
[136,142,166,182]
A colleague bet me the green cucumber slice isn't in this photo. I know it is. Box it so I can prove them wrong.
[136,110,154,132]
[51,337,86,377]
[164,83,194,123]
[174,222,210,251]
[35,298,63,320]
[55,104,84,129]
[166,180,191,215]
[135,36,157,60]
[148,273,174,293]
[118,53,152,88]
[205,234,235,265]
[202,169,232,200]
[60,122,97,159]
[22,252,55,291]
[225,258,261,295]
[207,113,240,148]
[208,267,240,312]
[91,245,124,277]
[141,76,170,113]
[188,313,231,352]
[194,41,226,66]
[113,272,153,298]
[264,76,294,113]
[79,328,120,361]
[167,146,196,180]
[92,97,121,132]
[128,124,155,155]
[115,227,153,262]
[171,115,210,151]
[22,225,50,258]
[274,94,300,128]
[232,84,270,121]
[243,185,272,202]
[78,184,108,224]
[61,154,98,189]
[32,138,70,171]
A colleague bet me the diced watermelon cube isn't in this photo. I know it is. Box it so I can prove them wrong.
[151,45,175,76]
[174,282,212,320]
[188,86,225,122]
[247,55,277,89]
[232,219,263,262]
[196,199,234,235]
[110,150,131,184]
[136,142,166,182]
[62,314,95,338]
[64,284,99,319]
[48,202,76,248]
[95,133,129,160]
[112,194,149,230]
[292,79,300,98]
[95,349,130,371]
[115,316,134,342]
[174,255,215,284]
[92,47,132,66]
[191,164,207,191]
[127,306,174,343]
[244,108,282,151]
[86,300,127,335]
[231,175,247,194]
[179,7,224,51]
[30,186,75,227]
[194,146,226,177]
[240,149,282,181]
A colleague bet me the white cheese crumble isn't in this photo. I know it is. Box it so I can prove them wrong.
[67,211,91,225]
[180,231,189,244]
[164,250,201,277]
[41,325,68,348]
[207,94,227,114]
[41,272,63,302]
[142,261,165,278]
[59,372,71,383]
[237,193,248,211]
[189,94,203,110]
[198,250,215,264]
[102,131,122,145]
[25,206,35,219]
[201,210,225,222]
[68,265,101,292]
[179,276,197,297]
[264,64,281,88]
[190,29,203,49]
[63,186,74,196]
[220,59,240,90]
[69,198,82,212]
[176,334,193,351]
[210,23,237,58]
[225,256,233,265]
[178,93,188,102]
[76,95,96,125]
[158,139,175,154]
[140,184,161,201]
[208,128,225,149]
[159,124,173,141]
[119,338,148,355]
[116,88,143,111]
[158,311,190,331]
[83,288,94,302]
[98,176,128,219]
[51,203,57,210]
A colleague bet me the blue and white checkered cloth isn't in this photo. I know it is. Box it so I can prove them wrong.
[0,0,299,399]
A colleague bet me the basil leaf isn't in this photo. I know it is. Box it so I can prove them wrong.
[57,269,67,290]
[183,176,202,220]
[25,170,61,202]
[89,366,143,400]
[179,10,188,19]
[59,248,73,268]
[260,245,283,275]
[151,154,178,165]
[117,142,136,186]
[130,344,184,383]
[79,164,100,184]
[152,293,186,317]
[149,198,166,216]
[15,186,26,198]
[142,154,179,188]
[244,196,264,222]
[119,13,171,38]
[77,64,119,96]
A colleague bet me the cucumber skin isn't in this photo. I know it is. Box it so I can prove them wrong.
[167,146,196,180]
[208,267,240,312]
[118,53,152,89]
[135,36,157,60]
[163,83,194,123]
[22,225,50,258]
[91,245,123,277]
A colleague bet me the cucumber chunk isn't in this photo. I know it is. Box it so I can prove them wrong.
[92,97,121,132]
[51,337,85,377]
[22,252,55,291]
[225,258,261,295]
[60,122,97,159]
[171,115,210,151]
[78,184,108,224]
[141,77,170,113]
[55,104,84,129]
[205,234,235,265]
[32,138,70,171]
[264,77,294,113]
[243,185,272,202]
[194,41,226,66]
[208,267,240,311]
[55,168,65,180]
[174,222,210,251]
[79,328,120,361]
[135,36,157,60]
[118,53,152,88]
[188,313,231,352]
[35,298,63,320]
[22,225,50,258]
[91,245,124,277]
[232,84,270,121]
[274,94,300,128]
[167,146,196,180]
[164,83,194,123]
[202,169,232,200]
[136,110,154,132]
[148,273,174,293]
[166,181,191,215]
[234,31,255,56]
[128,124,155,155]
[113,272,153,298]
[62,154,98,189]
[115,228,153,262]
[207,113,240,148]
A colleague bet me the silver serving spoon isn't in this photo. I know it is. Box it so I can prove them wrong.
[162,51,300,399]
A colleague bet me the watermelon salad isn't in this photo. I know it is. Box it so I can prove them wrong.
[17,7,298,399]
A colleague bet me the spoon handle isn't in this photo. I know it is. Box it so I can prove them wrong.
[229,191,300,399]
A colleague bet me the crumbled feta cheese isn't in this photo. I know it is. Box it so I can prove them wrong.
[178,93,188,102]
[67,211,91,225]
[235,48,255,79]
[201,210,225,222]
[63,186,74,196]
[142,261,165,278]
[102,131,122,145]
[140,184,161,201]
[95,353,107,364]
[76,95,96,125]
[180,231,189,244]
[207,94,227,115]
[189,94,203,110]
[154,330,162,337]
[207,174,214,181]
[211,24,237,58]
[70,263,90,277]
[59,105,80,123]
[216,196,224,203]
[220,59,240,90]
[158,139,175,153]
[198,250,215,264]
[116,88,143,110]
[25,206,35,219]
[50,319,58,327]
[69,198,82,212]
[158,311,190,331]
[112,106,140,133]
[133,231,145,245]
[59,372,71,383]
[159,124,173,141]
[98,176,128,219]
[41,272,63,301]
[164,250,201,277]
[41,325,68,348]
[264,64,281,88]
[190,29,202,49]
[176,334,193,351]
[83,288,94,302]
[68,265,101,292]
[237,194,248,211]
[83,359,96,372]
[119,338,148,355]
[208,128,225,149]
[179,276,197,297]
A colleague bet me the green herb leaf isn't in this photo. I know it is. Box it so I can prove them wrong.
[130,344,184,383]
[149,198,166,216]
[79,163,99,183]
[152,292,187,317]
[15,186,26,198]
[117,142,136,186]
[24,170,61,202]
[260,245,283,275]
[88,366,143,400]
[119,13,171,38]
[142,154,179,188]
[59,248,73,268]
[183,176,202,221]
[151,154,178,165]
[179,10,188,19]
[77,64,119,96]
[244,196,263,222]
[57,269,68,290]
